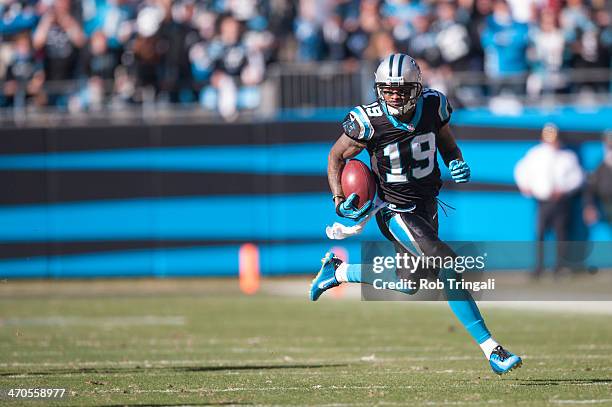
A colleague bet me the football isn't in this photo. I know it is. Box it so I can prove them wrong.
[341,159,377,209]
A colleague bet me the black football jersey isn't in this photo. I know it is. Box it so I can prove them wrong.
[341,88,452,206]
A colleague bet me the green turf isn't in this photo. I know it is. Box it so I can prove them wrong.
[1,280,612,406]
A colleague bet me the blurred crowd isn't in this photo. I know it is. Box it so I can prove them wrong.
[0,0,611,117]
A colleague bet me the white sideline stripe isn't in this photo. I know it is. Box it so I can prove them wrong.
[2,353,612,370]
[2,353,612,368]
[511,382,610,387]
[2,369,489,378]
[0,344,451,353]
[266,281,612,315]
[90,385,413,394]
[575,344,612,350]
[79,393,505,407]
[248,403,504,407]
[0,356,473,368]
[478,301,612,315]
[551,400,612,405]
[0,316,186,327]
[12,343,612,357]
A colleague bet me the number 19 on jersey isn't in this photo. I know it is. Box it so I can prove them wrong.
[382,132,436,183]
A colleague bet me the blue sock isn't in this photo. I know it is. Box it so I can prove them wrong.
[447,297,491,344]
[440,268,490,343]
[345,264,362,283]
[343,264,417,295]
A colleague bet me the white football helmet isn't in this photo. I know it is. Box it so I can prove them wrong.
[374,53,423,116]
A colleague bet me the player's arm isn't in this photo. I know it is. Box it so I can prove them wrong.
[438,123,463,165]
[438,124,470,183]
[328,133,366,207]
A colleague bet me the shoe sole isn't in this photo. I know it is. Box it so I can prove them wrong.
[495,359,523,376]
[309,273,322,301]
[308,273,320,301]
[309,253,335,301]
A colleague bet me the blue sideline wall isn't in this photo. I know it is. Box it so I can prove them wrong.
[0,109,610,278]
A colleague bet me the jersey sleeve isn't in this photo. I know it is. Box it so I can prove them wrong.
[436,91,453,127]
[341,106,375,142]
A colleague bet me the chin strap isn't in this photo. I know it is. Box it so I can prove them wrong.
[386,104,401,116]
[382,99,415,117]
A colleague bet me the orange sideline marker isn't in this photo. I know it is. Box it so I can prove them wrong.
[239,243,260,295]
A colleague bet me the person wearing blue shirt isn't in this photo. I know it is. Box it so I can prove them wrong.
[481,0,529,95]
[0,0,38,36]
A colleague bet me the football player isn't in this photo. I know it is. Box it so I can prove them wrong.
[310,53,522,375]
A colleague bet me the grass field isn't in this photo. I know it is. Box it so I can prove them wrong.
[1,279,612,407]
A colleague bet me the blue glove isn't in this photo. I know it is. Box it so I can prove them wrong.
[449,160,470,183]
[336,193,372,221]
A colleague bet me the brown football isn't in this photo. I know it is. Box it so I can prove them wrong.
[341,159,377,209]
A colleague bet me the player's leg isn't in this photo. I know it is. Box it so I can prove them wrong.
[309,203,522,373]
[386,207,522,374]
[311,205,474,305]
[385,209,491,341]
[311,204,466,299]
[309,246,416,301]
[309,208,418,301]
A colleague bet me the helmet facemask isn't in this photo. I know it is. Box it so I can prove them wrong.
[375,82,423,116]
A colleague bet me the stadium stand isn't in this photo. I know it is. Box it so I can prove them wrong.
[0,0,610,121]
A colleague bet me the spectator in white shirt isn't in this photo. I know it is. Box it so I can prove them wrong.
[514,123,585,277]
